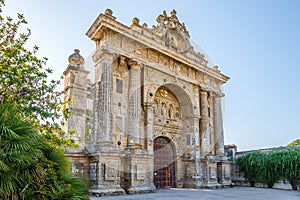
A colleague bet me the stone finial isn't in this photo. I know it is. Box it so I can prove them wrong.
[170,9,177,17]
[103,8,116,20]
[212,65,220,72]
[162,10,167,20]
[142,23,148,28]
[68,49,85,65]
[104,9,113,16]
[131,17,141,27]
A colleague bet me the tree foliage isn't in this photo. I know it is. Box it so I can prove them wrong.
[236,151,265,187]
[0,1,88,198]
[236,149,300,190]
[0,0,73,147]
[288,139,300,147]
[0,103,89,199]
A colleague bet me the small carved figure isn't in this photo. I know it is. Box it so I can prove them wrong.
[169,104,175,119]
[156,15,164,28]
[181,22,187,32]
[161,103,167,117]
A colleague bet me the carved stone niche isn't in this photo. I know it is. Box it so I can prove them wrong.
[89,162,97,181]
[104,163,117,181]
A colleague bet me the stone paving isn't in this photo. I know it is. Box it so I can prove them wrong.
[90,187,300,200]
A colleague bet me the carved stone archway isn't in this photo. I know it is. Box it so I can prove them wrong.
[152,84,194,189]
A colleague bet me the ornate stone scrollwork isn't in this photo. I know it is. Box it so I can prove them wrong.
[152,10,192,53]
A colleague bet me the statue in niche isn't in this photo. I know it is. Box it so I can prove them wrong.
[169,104,175,119]
[161,103,167,117]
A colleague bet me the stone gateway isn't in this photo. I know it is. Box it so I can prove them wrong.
[63,9,231,196]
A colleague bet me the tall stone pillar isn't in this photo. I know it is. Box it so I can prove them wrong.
[193,117,202,187]
[122,62,155,194]
[200,90,210,155]
[63,49,89,152]
[213,92,225,155]
[127,60,142,148]
[96,51,114,149]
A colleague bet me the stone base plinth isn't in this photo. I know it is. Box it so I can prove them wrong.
[125,184,156,194]
[89,187,125,197]
[121,150,155,194]
[194,181,222,189]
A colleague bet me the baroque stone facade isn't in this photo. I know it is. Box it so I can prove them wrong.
[63,9,231,195]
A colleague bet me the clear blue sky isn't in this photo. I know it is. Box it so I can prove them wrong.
[3,0,300,151]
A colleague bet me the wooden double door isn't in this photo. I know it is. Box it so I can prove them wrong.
[153,137,175,189]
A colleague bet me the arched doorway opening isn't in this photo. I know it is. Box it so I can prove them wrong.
[152,84,194,189]
[153,136,176,189]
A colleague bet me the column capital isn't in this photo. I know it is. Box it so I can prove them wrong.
[200,89,209,95]
[93,47,116,63]
[200,87,210,93]
[127,59,142,69]
[100,49,116,61]
[214,91,225,98]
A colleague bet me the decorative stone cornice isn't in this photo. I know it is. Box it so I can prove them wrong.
[63,64,90,76]
[86,9,230,84]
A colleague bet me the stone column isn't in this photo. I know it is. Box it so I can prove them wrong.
[192,117,202,186]
[200,90,210,155]
[127,60,142,148]
[213,92,225,155]
[96,51,114,148]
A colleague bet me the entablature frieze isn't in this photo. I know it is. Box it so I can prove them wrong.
[94,45,222,93]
